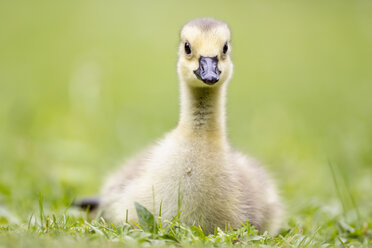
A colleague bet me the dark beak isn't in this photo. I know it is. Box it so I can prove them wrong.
[193,56,221,85]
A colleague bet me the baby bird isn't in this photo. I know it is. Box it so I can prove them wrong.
[85,18,282,234]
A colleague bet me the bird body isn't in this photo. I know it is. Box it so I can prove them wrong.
[94,18,283,234]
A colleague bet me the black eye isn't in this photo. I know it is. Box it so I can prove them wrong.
[185,42,191,55]
[223,43,228,54]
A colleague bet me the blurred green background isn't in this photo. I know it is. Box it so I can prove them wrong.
[1,0,371,223]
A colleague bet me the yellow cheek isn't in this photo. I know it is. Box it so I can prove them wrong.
[182,59,198,70]
[219,60,233,82]
[178,61,196,81]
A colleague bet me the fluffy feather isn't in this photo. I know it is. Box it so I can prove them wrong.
[99,18,283,234]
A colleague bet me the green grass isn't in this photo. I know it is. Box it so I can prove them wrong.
[0,198,371,247]
[1,0,372,247]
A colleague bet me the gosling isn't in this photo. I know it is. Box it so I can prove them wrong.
[79,18,283,234]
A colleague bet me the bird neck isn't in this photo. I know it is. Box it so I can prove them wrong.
[176,82,227,142]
